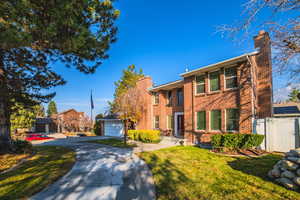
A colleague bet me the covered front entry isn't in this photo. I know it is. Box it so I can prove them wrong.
[174,112,184,137]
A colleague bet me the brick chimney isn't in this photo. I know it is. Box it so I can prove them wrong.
[135,76,153,129]
[253,30,273,118]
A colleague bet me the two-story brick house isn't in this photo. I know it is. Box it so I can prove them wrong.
[134,31,273,144]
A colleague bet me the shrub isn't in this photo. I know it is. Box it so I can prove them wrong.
[128,130,161,143]
[12,140,33,154]
[211,133,264,150]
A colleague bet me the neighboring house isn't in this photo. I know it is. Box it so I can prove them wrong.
[55,109,91,133]
[273,102,300,117]
[133,31,273,144]
[33,118,57,134]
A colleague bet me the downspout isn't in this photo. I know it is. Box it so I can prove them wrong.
[247,55,255,133]
[191,78,195,144]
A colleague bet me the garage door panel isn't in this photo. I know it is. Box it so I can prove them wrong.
[104,121,124,137]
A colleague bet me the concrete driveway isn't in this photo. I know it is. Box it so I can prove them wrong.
[30,137,156,200]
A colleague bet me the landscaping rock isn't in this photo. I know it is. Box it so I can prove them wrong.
[269,148,300,191]
[285,152,295,157]
[290,149,300,157]
[297,169,300,176]
[294,177,300,186]
[287,157,300,164]
[270,168,281,178]
[282,160,299,171]
[281,171,296,179]
[276,178,299,190]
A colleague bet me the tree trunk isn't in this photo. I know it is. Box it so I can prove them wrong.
[124,119,128,144]
[0,96,12,151]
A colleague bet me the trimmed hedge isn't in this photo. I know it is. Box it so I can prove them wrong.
[211,133,264,150]
[128,130,161,143]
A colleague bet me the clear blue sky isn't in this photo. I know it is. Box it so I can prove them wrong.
[50,0,291,116]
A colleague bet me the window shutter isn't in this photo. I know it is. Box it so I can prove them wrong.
[211,110,221,130]
[197,111,206,130]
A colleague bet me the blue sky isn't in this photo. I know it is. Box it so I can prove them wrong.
[49,0,293,116]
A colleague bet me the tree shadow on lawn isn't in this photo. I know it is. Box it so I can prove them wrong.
[144,153,193,199]
[227,154,282,182]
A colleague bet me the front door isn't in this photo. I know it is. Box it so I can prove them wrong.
[174,113,184,137]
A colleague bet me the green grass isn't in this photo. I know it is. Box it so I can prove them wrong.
[87,138,137,148]
[0,146,75,200]
[139,146,300,200]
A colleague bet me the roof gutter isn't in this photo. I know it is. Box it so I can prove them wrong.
[180,51,258,77]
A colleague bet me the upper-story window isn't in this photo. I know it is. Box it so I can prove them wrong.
[153,92,159,105]
[166,90,172,106]
[177,88,183,106]
[196,75,205,94]
[225,67,238,89]
[209,71,220,92]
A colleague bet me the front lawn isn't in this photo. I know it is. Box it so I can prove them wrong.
[87,138,137,148]
[140,146,300,200]
[0,146,75,200]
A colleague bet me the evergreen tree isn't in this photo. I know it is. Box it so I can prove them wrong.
[10,103,42,132]
[288,88,300,102]
[47,101,58,117]
[0,0,120,149]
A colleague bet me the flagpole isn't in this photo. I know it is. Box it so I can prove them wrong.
[90,90,93,127]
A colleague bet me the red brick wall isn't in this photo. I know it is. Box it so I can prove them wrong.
[183,63,253,144]
[135,76,153,130]
[153,88,184,134]
[253,31,273,118]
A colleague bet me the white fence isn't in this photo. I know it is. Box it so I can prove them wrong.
[254,117,300,152]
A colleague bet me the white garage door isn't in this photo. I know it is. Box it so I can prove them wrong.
[104,120,124,137]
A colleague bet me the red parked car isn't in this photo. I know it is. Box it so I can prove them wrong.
[25,134,54,141]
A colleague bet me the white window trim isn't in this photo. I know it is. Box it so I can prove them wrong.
[195,74,206,95]
[195,111,206,131]
[208,70,220,93]
[224,67,238,90]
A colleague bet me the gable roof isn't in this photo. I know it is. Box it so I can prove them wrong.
[150,80,183,92]
[180,52,258,77]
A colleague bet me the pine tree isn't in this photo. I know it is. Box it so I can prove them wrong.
[0,0,120,150]
[47,101,58,117]
[288,88,300,102]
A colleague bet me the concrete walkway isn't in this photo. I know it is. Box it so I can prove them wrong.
[30,137,156,200]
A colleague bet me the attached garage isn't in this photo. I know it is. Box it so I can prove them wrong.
[101,119,124,137]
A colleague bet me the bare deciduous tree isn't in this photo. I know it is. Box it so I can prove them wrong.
[218,0,300,83]
[114,87,146,144]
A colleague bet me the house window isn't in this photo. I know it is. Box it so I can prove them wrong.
[209,71,220,92]
[154,116,159,129]
[196,75,205,94]
[196,111,206,130]
[177,88,183,106]
[226,108,239,131]
[225,67,238,89]
[167,115,173,130]
[166,91,172,106]
[153,92,159,105]
[210,110,221,130]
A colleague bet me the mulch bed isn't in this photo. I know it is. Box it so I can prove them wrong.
[212,148,269,157]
